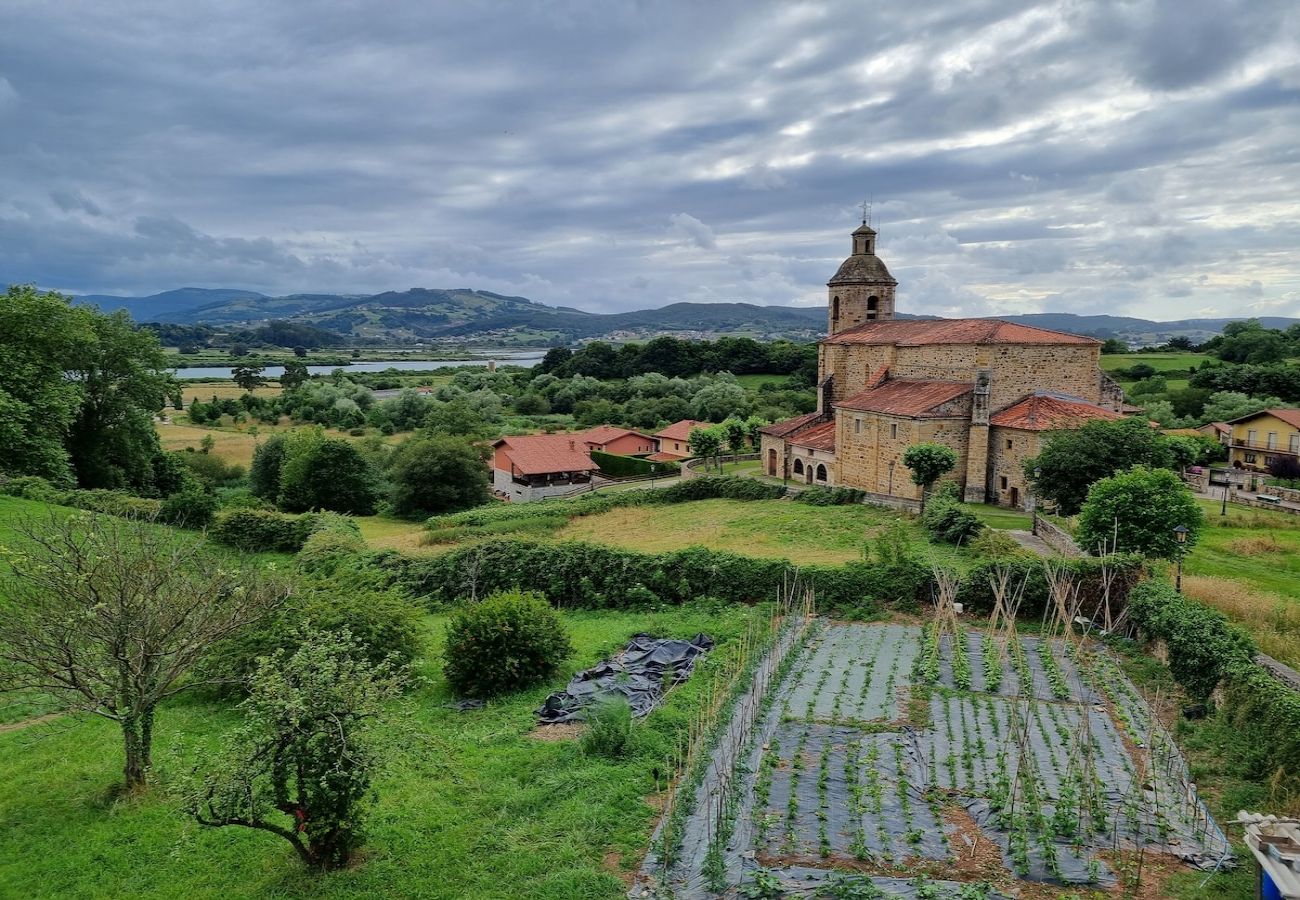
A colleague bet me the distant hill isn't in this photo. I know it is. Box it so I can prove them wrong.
[71,287,1297,345]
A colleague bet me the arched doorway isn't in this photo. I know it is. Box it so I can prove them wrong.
[815,463,827,482]
[792,458,804,477]
[767,448,777,476]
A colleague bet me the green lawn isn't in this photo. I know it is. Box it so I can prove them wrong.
[967,504,1032,531]
[1185,500,1300,602]
[0,604,767,900]
[1099,351,1207,377]
[733,373,791,389]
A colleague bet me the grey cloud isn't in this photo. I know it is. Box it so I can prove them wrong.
[0,0,1297,321]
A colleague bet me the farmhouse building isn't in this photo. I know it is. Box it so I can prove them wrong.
[761,223,1125,509]
[491,433,597,503]
[1226,409,1300,472]
[582,425,656,456]
[653,419,709,459]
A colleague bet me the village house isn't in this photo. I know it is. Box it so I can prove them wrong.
[652,419,708,460]
[761,222,1126,509]
[491,433,597,503]
[581,424,657,456]
[1226,409,1300,472]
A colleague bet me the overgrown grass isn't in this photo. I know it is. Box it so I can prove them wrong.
[0,604,767,899]
[1185,500,1300,603]
[967,504,1032,531]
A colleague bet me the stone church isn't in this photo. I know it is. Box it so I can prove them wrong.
[760,223,1126,509]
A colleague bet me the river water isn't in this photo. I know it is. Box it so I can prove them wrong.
[173,352,547,380]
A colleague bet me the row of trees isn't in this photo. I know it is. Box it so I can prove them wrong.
[536,336,818,382]
[1,285,176,493]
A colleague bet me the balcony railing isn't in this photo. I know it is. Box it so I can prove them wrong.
[1231,438,1300,454]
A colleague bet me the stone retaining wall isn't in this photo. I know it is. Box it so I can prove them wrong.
[1031,512,1084,557]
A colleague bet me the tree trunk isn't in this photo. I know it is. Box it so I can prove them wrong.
[121,707,155,791]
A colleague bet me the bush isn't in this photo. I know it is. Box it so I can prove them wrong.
[248,434,288,500]
[387,435,490,518]
[159,488,220,529]
[178,450,246,488]
[1076,466,1203,559]
[0,475,61,501]
[794,486,866,506]
[967,528,1029,559]
[581,696,633,758]
[443,591,573,698]
[63,488,162,518]
[278,435,379,516]
[656,476,784,502]
[956,554,1147,620]
[921,497,984,545]
[590,450,679,479]
[210,508,316,552]
[398,536,930,616]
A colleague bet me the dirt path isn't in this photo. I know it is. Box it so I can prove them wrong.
[1006,529,1055,556]
[0,713,62,734]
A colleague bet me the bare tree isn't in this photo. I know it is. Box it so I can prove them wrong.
[0,513,290,790]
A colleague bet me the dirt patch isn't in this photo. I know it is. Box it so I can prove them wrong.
[529,722,583,742]
[0,713,62,734]
[602,848,634,887]
[941,804,1008,883]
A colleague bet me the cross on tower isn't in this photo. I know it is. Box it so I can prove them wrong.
[860,199,870,225]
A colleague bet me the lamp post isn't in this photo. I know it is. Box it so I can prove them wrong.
[1173,524,1189,593]
[1221,479,1230,516]
[887,460,895,496]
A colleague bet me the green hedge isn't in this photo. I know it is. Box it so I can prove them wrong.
[388,537,930,615]
[210,508,358,553]
[589,450,679,478]
[793,486,867,506]
[1126,578,1300,793]
[956,554,1147,619]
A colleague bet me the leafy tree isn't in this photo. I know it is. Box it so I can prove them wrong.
[902,443,957,511]
[187,629,404,869]
[721,417,748,454]
[387,436,490,517]
[1165,434,1224,469]
[292,345,308,358]
[425,398,494,437]
[1166,336,1196,351]
[232,364,266,393]
[688,426,722,470]
[1100,338,1128,354]
[1025,418,1173,515]
[280,359,309,391]
[230,343,250,357]
[1201,391,1288,424]
[1076,466,1203,559]
[0,513,288,790]
[249,433,288,499]
[513,392,551,416]
[1268,455,1300,484]
[278,436,379,515]
[691,380,747,421]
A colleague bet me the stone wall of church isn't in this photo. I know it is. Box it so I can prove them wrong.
[987,426,1045,510]
[820,342,1101,409]
[828,283,896,334]
[834,409,972,499]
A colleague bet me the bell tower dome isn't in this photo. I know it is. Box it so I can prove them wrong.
[828,222,897,335]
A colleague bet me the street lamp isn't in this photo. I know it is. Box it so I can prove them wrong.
[1173,524,1189,593]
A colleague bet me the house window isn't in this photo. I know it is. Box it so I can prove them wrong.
[674,442,680,450]
[1248,429,1258,446]
[1268,432,1278,450]
[1245,452,1258,464]
[1005,439,1013,450]
[1291,434,1299,453]
[1000,476,1008,490]
[890,423,898,439]
[854,417,861,435]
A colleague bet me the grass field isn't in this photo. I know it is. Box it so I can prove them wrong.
[180,381,282,405]
[0,599,767,900]
[733,373,791,389]
[156,421,409,470]
[1099,351,1207,378]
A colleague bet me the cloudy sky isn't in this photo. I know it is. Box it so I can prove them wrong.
[2,0,1298,320]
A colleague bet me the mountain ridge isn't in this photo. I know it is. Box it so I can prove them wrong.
[71,287,1296,344]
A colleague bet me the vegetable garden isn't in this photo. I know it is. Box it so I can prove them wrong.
[634,572,1233,899]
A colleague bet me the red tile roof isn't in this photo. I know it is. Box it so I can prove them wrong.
[822,318,1099,347]
[838,379,973,417]
[1227,408,1300,429]
[788,419,836,451]
[644,451,680,462]
[654,419,709,442]
[989,393,1122,431]
[581,424,653,445]
[759,412,823,438]
[493,434,596,475]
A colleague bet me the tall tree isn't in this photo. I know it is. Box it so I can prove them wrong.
[1025,418,1173,515]
[1076,466,1203,558]
[387,436,490,517]
[279,359,309,391]
[0,514,288,790]
[231,364,267,393]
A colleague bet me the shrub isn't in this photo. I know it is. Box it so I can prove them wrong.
[0,475,61,501]
[956,554,1146,619]
[794,486,866,506]
[278,435,379,516]
[590,450,679,479]
[581,696,633,759]
[387,435,490,518]
[921,497,984,545]
[443,590,573,697]
[967,528,1028,559]
[1076,466,1203,559]
[159,488,220,529]
[63,488,162,518]
[211,508,314,553]
[248,434,288,500]
[178,450,246,487]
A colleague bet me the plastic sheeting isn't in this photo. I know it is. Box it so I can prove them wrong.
[538,632,714,723]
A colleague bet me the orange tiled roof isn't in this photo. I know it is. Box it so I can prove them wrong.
[838,379,973,417]
[1227,408,1300,429]
[759,412,823,438]
[654,419,708,442]
[645,451,680,462]
[822,318,1099,347]
[989,393,1123,431]
[493,433,596,475]
[581,424,653,445]
[788,419,836,452]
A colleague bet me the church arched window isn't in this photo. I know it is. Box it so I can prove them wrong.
[867,295,878,311]
[831,296,840,322]
[793,459,805,476]
[815,464,827,482]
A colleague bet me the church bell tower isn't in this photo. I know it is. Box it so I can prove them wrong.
[827,222,898,335]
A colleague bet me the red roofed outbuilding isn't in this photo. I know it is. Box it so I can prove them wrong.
[492,433,597,503]
[653,419,709,459]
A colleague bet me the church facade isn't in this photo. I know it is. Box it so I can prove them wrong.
[760,224,1126,510]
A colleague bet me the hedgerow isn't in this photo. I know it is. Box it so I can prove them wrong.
[792,486,866,506]
[589,450,679,478]
[210,508,356,553]
[956,554,1147,619]
[391,537,930,615]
